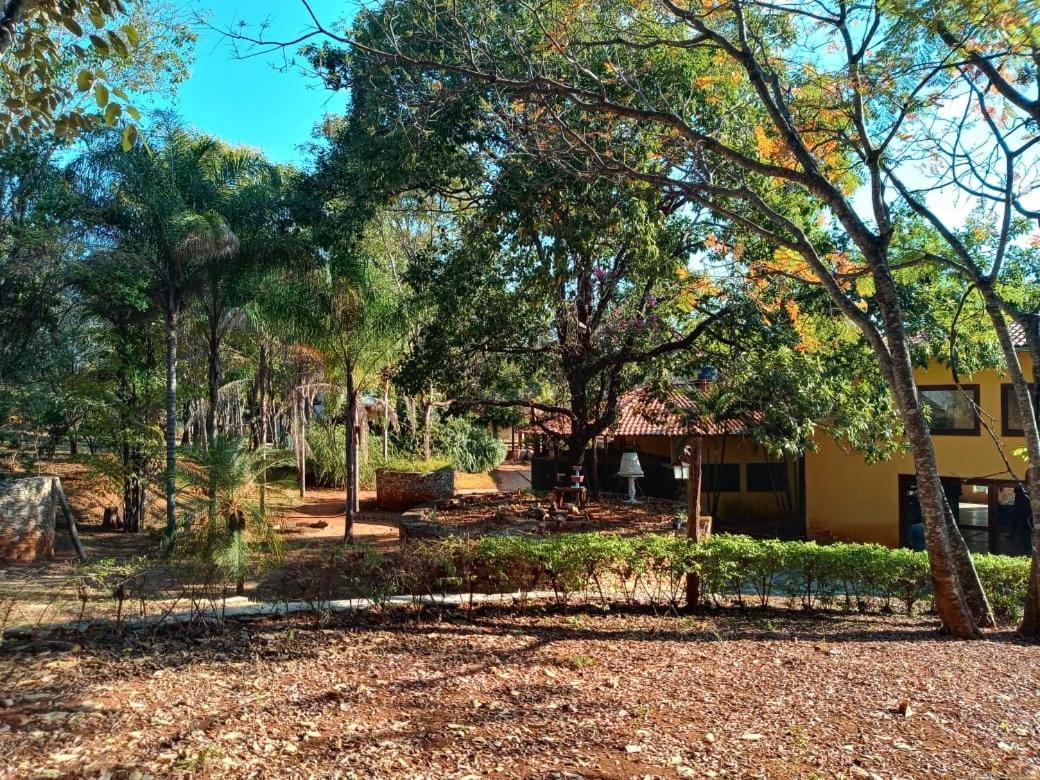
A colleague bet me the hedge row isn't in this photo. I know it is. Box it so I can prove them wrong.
[385,534,1030,623]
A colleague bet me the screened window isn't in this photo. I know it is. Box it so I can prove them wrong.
[1002,384,1037,437]
[746,463,788,492]
[702,463,740,493]
[919,385,979,435]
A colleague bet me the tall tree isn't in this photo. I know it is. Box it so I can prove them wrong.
[78,122,240,538]
[194,156,299,445]
[403,158,730,478]
[73,247,164,532]
[891,3,1040,635]
[263,251,406,538]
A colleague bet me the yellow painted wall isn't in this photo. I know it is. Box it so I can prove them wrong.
[622,434,798,524]
[804,355,1034,547]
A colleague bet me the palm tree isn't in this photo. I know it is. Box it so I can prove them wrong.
[329,257,405,538]
[178,435,285,595]
[259,253,407,538]
[77,120,240,538]
[195,156,303,444]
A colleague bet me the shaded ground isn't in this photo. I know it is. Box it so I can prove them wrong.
[492,461,532,493]
[0,459,525,628]
[0,606,1037,779]
[270,487,402,548]
[427,493,683,536]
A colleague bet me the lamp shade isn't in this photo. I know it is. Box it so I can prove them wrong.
[618,451,644,478]
[672,463,690,480]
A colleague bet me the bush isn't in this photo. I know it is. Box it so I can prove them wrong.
[380,455,452,473]
[391,533,1030,623]
[436,417,506,473]
[306,425,425,489]
[306,424,346,488]
[974,553,1032,623]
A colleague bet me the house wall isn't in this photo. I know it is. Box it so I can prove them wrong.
[619,435,800,527]
[804,356,1035,547]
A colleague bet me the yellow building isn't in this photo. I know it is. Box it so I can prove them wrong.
[520,385,804,537]
[805,336,1034,556]
[520,335,1035,554]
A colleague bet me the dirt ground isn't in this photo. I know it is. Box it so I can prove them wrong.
[0,459,537,629]
[0,606,1037,779]
[5,458,521,555]
[426,493,682,536]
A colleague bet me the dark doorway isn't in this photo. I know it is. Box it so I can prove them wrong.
[898,475,1033,555]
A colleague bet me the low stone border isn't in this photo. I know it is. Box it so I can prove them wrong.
[0,590,559,640]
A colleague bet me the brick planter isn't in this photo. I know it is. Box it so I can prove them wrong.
[0,477,58,562]
[376,468,455,510]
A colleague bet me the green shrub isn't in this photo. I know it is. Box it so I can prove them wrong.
[306,425,430,489]
[436,417,506,473]
[306,424,346,488]
[380,455,452,473]
[974,554,1031,623]
[389,533,1029,624]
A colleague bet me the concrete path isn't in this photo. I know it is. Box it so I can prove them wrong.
[2,590,560,639]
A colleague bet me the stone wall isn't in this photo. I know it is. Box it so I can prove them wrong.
[376,468,455,510]
[0,477,57,563]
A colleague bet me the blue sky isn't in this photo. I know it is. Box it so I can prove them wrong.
[164,1,356,166]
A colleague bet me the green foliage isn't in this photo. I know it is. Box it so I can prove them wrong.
[380,455,452,474]
[0,1,195,142]
[305,423,346,489]
[305,423,449,489]
[435,417,506,473]
[393,534,1030,623]
[973,554,1033,624]
[176,436,286,590]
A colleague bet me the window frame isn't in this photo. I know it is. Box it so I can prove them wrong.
[918,384,981,436]
[746,462,789,493]
[1001,383,1037,438]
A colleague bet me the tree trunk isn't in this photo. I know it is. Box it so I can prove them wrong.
[871,264,988,636]
[206,321,221,523]
[344,368,358,540]
[382,376,390,459]
[163,306,178,539]
[422,394,433,461]
[297,390,307,498]
[588,437,600,499]
[1006,312,1040,636]
[972,288,1040,635]
[206,317,220,443]
[69,435,78,456]
[123,473,144,534]
[685,436,704,608]
[565,428,588,471]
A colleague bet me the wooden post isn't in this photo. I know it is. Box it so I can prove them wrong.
[988,483,1001,554]
[54,478,86,562]
[685,436,704,609]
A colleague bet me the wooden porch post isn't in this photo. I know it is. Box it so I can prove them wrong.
[988,484,1001,554]
[687,437,703,532]
[685,436,705,608]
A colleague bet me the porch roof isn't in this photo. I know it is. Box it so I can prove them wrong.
[1010,320,1030,348]
[516,384,756,439]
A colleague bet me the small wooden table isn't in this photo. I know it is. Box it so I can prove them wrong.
[552,486,588,509]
